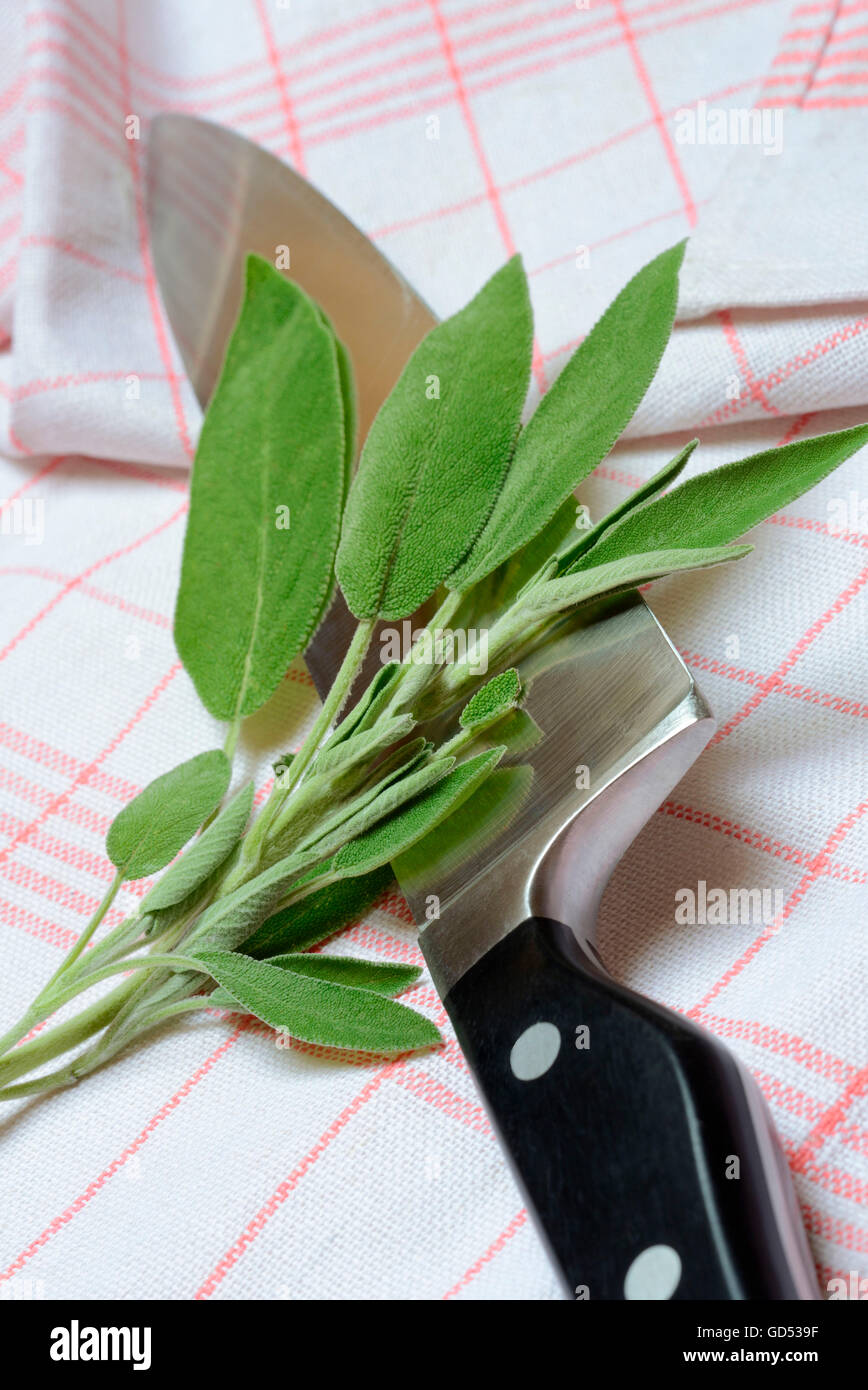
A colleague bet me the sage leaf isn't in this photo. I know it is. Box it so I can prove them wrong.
[448,241,686,591]
[486,492,583,613]
[359,736,430,788]
[336,256,533,621]
[210,952,420,1008]
[326,662,401,746]
[141,782,254,913]
[309,309,357,632]
[511,544,752,625]
[460,669,521,729]
[301,756,456,859]
[394,764,533,885]
[106,751,231,881]
[313,713,415,778]
[191,846,322,953]
[194,950,440,1053]
[174,254,346,721]
[333,746,506,878]
[267,953,420,993]
[557,438,698,574]
[266,735,431,860]
[242,863,394,958]
[571,423,868,571]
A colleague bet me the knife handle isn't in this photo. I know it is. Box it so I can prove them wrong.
[443,917,819,1300]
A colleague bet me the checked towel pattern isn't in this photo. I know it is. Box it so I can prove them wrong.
[0,0,866,1301]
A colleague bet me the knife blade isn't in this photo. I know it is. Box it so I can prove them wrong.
[146,111,436,700]
[146,114,819,1300]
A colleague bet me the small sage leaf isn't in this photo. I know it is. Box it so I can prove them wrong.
[511,544,751,625]
[327,663,402,747]
[571,422,868,572]
[336,256,533,620]
[142,782,254,913]
[460,669,521,729]
[266,736,432,862]
[448,241,686,591]
[210,953,420,1008]
[194,950,440,1053]
[558,438,698,574]
[333,746,506,879]
[191,845,322,953]
[174,254,346,721]
[313,713,415,778]
[106,751,231,881]
[484,492,582,614]
[242,863,394,958]
[394,764,533,886]
[302,756,456,859]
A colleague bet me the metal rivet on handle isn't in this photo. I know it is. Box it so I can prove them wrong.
[509,1021,561,1080]
[623,1244,682,1300]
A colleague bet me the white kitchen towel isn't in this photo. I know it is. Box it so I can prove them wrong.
[0,0,866,1302]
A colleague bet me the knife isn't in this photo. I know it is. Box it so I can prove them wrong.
[146,114,820,1301]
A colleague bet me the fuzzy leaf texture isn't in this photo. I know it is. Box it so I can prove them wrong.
[312,713,415,777]
[572,424,868,571]
[325,662,401,747]
[557,439,698,574]
[195,950,440,1053]
[142,782,254,912]
[336,256,533,620]
[333,746,505,878]
[191,846,321,953]
[448,241,686,590]
[105,751,231,881]
[210,952,420,1007]
[460,669,521,728]
[174,254,346,721]
[242,864,394,958]
[512,545,752,623]
[301,756,455,859]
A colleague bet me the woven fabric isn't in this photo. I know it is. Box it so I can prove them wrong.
[0,0,865,1301]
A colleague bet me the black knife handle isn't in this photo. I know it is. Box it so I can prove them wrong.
[443,917,819,1300]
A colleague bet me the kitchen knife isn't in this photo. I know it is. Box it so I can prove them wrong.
[146,115,819,1300]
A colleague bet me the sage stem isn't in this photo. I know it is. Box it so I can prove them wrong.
[34,870,124,1006]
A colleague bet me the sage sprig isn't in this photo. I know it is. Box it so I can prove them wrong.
[2,245,866,1101]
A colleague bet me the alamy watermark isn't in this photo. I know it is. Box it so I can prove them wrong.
[675,880,783,926]
[0,496,44,545]
[379,619,489,675]
[50,1320,151,1370]
[674,100,784,157]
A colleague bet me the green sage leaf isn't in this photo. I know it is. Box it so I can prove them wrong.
[141,781,254,912]
[333,745,506,878]
[191,845,321,953]
[570,423,868,572]
[448,241,686,591]
[210,952,420,1008]
[174,254,346,721]
[301,756,456,859]
[242,863,394,958]
[326,663,402,746]
[557,438,698,574]
[265,736,431,863]
[313,713,415,778]
[512,544,752,624]
[394,764,533,886]
[459,669,521,729]
[195,950,440,1053]
[106,751,230,881]
[336,256,533,621]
